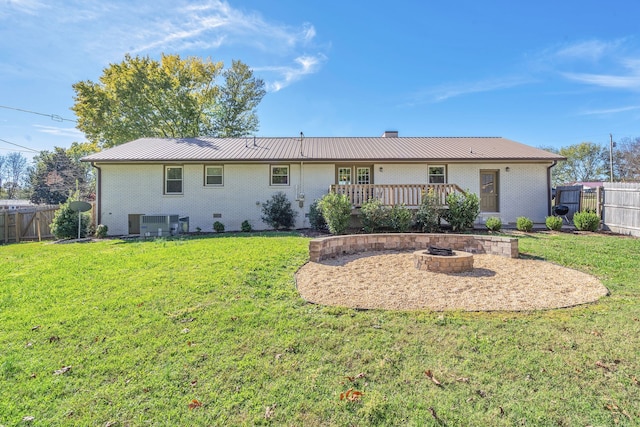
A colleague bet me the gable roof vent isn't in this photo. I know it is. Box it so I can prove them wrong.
[382,130,398,138]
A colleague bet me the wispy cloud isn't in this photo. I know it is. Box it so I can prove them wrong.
[126,1,317,55]
[257,54,328,92]
[3,0,47,15]
[82,0,327,89]
[34,125,85,139]
[578,105,640,115]
[546,39,640,90]
[409,76,534,105]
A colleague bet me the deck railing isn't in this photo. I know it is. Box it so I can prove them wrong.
[329,183,465,208]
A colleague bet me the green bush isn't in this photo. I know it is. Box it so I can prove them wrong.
[485,216,502,232]
[388,204,413,232]
[308,199,327,231]
[50,196,91,239]
[241,220,252,232]
[360,198,389,233]
[516,216,533,232]
[95,224,108,238]
[317,192,352,235]
[441,191,480,232]
[545,216,563,231]
[573,211,600,231]
[213,221,225,233]
[261,192,298,230]
[415,188,442,233]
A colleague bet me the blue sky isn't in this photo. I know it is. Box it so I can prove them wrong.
[1,0,639,160]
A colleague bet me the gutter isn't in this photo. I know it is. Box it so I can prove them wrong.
[91,162,102,225]
[546,160,557,216]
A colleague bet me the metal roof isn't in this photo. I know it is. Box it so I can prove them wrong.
[81,136,564,163]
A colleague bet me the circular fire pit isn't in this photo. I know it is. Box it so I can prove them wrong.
[413,249,474,273]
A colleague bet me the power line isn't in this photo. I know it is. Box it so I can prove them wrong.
[0,137,40,153]
[0,104,77,123]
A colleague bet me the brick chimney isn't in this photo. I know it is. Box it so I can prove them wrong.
[382,130,398,137]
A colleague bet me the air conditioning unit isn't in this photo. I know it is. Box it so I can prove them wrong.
[140,214,180,237]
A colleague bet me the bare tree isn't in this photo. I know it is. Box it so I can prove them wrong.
[615,137,640,181]
[3,152,28,199]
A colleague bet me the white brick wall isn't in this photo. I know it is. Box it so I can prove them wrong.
[449,163,550,224]
[96,161,551,234]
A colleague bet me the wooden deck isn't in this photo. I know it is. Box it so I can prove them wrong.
[329,183,464,208]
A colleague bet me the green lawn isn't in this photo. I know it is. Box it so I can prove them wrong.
[1,232,639,426]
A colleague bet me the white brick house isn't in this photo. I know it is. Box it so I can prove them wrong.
[81,132,564,234]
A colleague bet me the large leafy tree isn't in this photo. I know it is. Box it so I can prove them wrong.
[29,147,88,204]
[72,54,265,148]
[544,142,607,186]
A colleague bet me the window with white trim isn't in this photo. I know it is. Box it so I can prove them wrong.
[338,167,352,185]
[428,166,446,184]
[205,165,223,186]
[357,167,371,184]
[165,166,183,194]
[270,165,289,185]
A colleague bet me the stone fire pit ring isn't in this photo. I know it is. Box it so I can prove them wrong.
[413,249,474,273]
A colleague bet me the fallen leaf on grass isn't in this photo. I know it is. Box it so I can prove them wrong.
[181,328,190,334]
[188,399,202,410]
[425,370,442,386]
[53,366,71,375]
[180,317,195,323]
[23,415,35,422]
[595,360,611,371]
[49,336,60,343]
[631,376,639,386]
[31,325,41,331]
[339,388,363,402]
[456,377,470,383]
[345,373,366,382]
[265,404,276,419]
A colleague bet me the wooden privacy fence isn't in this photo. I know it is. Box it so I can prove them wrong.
[0,206,59,243]
[602,182,640,237]
[555,185,604,218]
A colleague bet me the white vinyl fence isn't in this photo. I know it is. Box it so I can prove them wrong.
[602,182,640,237]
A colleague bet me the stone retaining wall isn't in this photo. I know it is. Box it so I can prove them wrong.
[309,233,518,262]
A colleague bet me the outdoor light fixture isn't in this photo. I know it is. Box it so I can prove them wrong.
[379,167,383,172]
[505,167,510,172]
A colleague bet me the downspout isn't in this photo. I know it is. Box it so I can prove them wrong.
[546,160,557,216]
[91,162,102,225]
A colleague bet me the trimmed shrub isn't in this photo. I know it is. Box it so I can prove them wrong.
[318,192,352,235]
[95,224,108,238]
[545,216,563,231]
[573,211,600,231]
[516,216,533,232]
[388,204,413,232]
[213,221,225,233]
[415,188,442,233]
[485,216,502,232]
[360,198,389,233]
[441,191,480,232]
[241,220,252,232]
[261,192,298,230]
[308,199,327,231]
[50,196,91,239]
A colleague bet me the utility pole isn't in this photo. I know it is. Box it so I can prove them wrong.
[609,133,615,182]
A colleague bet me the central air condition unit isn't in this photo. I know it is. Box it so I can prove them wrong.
[140,214,180,237]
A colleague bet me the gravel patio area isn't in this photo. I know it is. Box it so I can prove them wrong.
[295,251,608,311]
